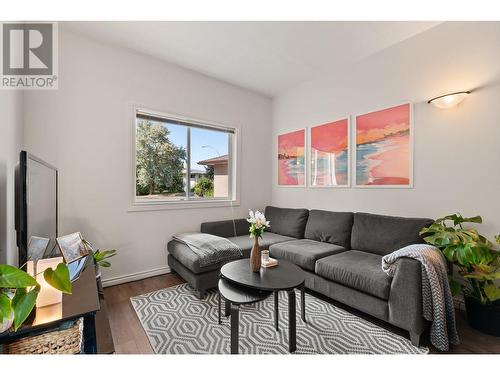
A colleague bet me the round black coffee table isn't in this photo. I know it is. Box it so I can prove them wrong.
[220,259,306,352]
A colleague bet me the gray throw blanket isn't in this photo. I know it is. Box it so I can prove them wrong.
[172,233,243,268]
[382,244,459,351]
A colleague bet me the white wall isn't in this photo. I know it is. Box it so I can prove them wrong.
[272,22,500,240]
[0,91,24,265]
[24,28,272,285]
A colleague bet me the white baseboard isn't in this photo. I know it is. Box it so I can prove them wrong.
[101,266,172,287]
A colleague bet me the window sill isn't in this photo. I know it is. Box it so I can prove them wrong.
[128,199,240,212]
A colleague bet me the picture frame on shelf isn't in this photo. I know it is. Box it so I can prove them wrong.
[56,232,89,263]
[27,236,51,262]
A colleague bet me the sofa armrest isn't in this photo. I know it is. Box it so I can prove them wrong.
[200,218,248,238]
[388,257,426,335]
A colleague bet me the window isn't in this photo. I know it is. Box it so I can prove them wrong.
[133,109,237,208]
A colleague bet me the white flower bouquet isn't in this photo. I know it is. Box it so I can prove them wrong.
[247,210,270,238]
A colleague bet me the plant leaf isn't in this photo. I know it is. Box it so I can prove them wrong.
[99,250,117,259]
[43,263,72,294]
[464,272,500,281]
[0,292,13,324]
[443,246,456,263]
[484,284,500,302]
[93,251,104,262]
[448,277,462,296]
[472,264,493,274]
[0,265,37,288]
[98,261,111,268]
[11,287,39,331]
[464,216,483,224]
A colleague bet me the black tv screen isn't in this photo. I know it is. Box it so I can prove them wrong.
[15,151,58,267]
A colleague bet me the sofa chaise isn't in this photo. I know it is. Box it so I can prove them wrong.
[167,206,433,346]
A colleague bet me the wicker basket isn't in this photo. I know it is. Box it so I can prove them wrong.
[5,318,83,354]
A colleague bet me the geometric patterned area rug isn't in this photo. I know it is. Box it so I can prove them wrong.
[131,283,429,354]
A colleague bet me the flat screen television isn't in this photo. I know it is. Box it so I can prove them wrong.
[15,151,58,267]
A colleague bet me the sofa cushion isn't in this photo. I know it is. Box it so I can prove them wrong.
[265,206,309,238]
[201,218,248,238]
[269,239,346,271]
[304,210,353,248]
[227,232,295,257]
[351,212,434,256]
[315,250,392,300]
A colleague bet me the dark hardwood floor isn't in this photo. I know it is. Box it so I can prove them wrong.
[104,273,184,354]
[103,273,500,354]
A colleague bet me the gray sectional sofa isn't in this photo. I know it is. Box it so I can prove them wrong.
[167,206,433,346]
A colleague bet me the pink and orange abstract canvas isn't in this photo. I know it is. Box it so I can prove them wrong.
[278,129,305,185]
[310,119,349,186]
[355,104,411,186]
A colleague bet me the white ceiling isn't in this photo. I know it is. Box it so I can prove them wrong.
[64,21,441,97]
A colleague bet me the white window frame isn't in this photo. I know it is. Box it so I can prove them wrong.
[129,106,240,211]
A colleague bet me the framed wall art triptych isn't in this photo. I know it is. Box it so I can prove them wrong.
[276,102,413,188]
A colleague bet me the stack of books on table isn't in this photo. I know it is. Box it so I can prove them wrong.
[262,257,279,268]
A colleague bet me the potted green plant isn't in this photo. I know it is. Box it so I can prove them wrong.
[82,239,117,278]
[0,262,72,333]
[420,214,500,336]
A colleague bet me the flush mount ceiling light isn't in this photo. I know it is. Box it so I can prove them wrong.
[428,91,471,109]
